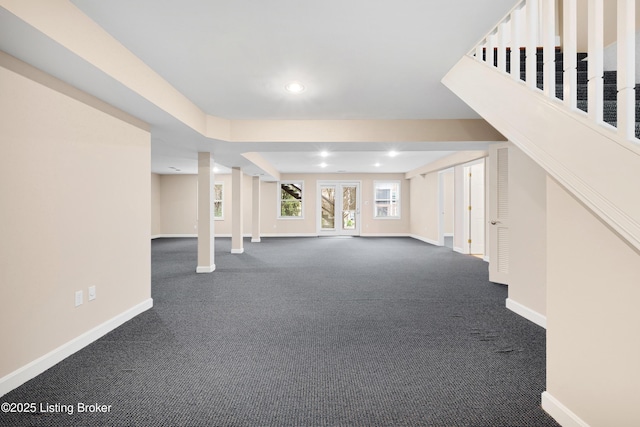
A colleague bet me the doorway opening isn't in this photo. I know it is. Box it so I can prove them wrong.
[317,181,361,236]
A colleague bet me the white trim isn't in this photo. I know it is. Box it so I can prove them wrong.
[444,233,454,237]
[153,234,198,238]
[196,265,216,273]
[506,298,547,329]
[0,298,153,397]
[214,234,252,238]
[231,248,245,254]
[151,234,162,240]
[453,246,466,254]
[251,238,261,243]
[360,233,410,238]
[260,233,318,238]
[483,255,490,263]
[541,392,591,427]
[410,234,441,246]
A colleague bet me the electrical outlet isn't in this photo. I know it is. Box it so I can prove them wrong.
[75,290,83,307]
[88,286,96,301]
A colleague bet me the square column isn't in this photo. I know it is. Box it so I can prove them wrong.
[251,176,261,243]
[196,152,215,273]
[231,167,244,254]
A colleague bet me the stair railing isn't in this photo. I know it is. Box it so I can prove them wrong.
[470,0,638,143]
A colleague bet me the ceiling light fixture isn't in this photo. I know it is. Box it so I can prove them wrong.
[285,81,305,94]
[388,150,399,157]
[374,163,381,167]
[320,151,329,158]
[320,162,328,168]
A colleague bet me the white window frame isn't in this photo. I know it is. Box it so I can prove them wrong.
[214,182,224,220]
[373,180,401,219]
[278,181,304,219]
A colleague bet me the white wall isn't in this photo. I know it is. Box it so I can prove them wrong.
[545,177,640,427]
[0,57,151,389]
[507,146,548,322]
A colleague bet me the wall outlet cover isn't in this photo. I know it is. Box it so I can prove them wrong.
[75,290,83,307]
[88,286,96,301]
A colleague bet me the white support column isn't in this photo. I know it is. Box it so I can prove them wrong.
[542,0,556,99]
[197,152,215,273]
[563,0,578,110]
[617,0,636,140]
[526,0,540,90]
[231,167,244,254]
[251,176,261,243]
[510,7,523,82]
[587,0,604,123]
[498,22,508,73]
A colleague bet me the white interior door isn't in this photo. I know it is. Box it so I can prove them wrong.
[488,143,510,284]
[318,182,360,236]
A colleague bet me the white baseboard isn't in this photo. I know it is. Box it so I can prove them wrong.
[251,238,261,243]
[453,246,466,254]
[444,233,454,237]
[409,234,440,246]
[231,248,245,254]
[153,234,197,239]
[196,265,215,273]
[360,233,410,238]
[542,392,591,427]
[0,298,153,397]
[260,233,318,238]
[151,234,162,239]
[506,298,547,329]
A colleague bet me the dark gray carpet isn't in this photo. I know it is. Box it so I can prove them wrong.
[1,237,559,426]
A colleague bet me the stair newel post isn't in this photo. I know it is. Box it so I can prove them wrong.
[542,0,556,99]
[498,21,508,74]
[587,0,604,123]
[563,0,578,110]
[526,0,540,90]
[487,32,496,68]
[510,6,523,82]
[617,0,636,140]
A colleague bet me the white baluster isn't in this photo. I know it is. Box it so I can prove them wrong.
[617,0,636,140]
[587,0,603,123]
[526,0,540,90]
[475,44,484,63]
[542,0,556,99]
[498,21,508,73]
[487,32,496,68]
[511,6,523,82]
[563,0,578,110]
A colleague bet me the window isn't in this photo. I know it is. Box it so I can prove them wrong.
[279,181,303,218]
[214,183,223,220]
[374,181,400,218]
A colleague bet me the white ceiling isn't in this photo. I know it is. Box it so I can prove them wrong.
[0,0,516,175]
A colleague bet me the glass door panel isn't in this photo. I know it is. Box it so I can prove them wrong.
[320,185,336,230]
[342,185,357,231]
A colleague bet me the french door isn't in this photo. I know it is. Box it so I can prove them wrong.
[318,181,360,236]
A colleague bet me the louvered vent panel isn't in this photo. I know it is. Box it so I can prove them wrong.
[497,147,509,219]
[497,227,509,273]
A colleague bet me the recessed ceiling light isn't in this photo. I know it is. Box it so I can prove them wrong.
[213,167,220,173]
[320,162,328,168]
[320,151,329,158]
[374,163,381,167]
[285,81,305,94]
[388,150,399,157]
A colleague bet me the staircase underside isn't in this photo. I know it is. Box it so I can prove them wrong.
[443,55,640,252]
